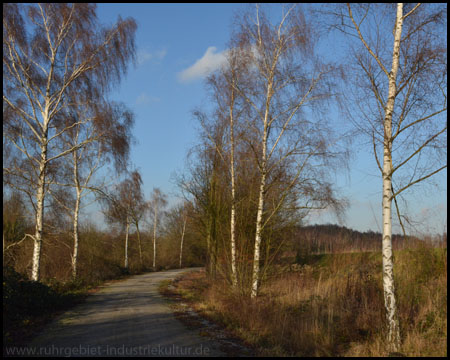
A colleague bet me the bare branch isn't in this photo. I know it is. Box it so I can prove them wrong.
[347,3,389,77]
[391,165,447,199]
[402,3,421,20]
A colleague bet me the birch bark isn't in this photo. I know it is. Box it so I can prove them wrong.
[229,78,238,288]
[32,144,47,281]
[251,168,267,298]
[71,151,81,279]
[31,105,50,281]
[153,205,158,270]
[251,79,271,298]
[381,3,403,352]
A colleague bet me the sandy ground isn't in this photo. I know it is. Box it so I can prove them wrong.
[24,268,225,357]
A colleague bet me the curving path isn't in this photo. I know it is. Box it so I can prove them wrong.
[26,268,224,357]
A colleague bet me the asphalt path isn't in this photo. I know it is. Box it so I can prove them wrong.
[25,268,225,357]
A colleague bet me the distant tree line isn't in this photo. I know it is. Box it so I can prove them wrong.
[292,224,445,258]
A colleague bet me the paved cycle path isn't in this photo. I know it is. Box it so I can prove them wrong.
[26,268,224,357]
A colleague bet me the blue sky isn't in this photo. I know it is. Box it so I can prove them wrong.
[92,3,447,236]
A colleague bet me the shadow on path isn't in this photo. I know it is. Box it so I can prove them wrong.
[9,268,224,357]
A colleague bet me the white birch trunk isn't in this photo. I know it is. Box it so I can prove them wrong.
[251,169,267,298]
[124,217,129,269]
[32,161,46,281]
[179,216,186,268]
[31,47,55,281]
[229,88,238,288]
[382,3,403,352]
[251,103,270,298]
[136,222,143,266]
[250,57,274,297]
[153,205,158,270]
[71,151,81,279]
[230,195,237,287]
[250,69,273,298]
[31,109,49,281]
[72,186,81,279]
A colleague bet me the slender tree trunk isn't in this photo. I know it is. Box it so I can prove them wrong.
[136,222,143,267]
[72,186,81,280]
[153,206,157,270]
[209,175,218,279]
[31,127,49,281]
[251,168,266,298]
[204,170,218,278]
[382,3,403,352]
[251,78,271,298]
[229,90,238,288]
[230,189,238,287]
[124,217,129,269]
[72,152,81,280]
[205,220,212,276]
[179,216,186,268]
[30,45,57,282]
[206,209,217,278]
[213,215,218,278]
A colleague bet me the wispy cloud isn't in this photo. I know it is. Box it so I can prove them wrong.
[178,46,228,83]
[137,48,167,65]
[135,93,160,106]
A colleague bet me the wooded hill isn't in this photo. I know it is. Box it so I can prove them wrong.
[292,224,445,255]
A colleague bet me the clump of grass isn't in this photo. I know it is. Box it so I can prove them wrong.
[169,270,211,303]
[394,245,447,357]
[172,246,447,357]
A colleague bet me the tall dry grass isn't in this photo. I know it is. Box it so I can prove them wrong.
[178,244,447,356]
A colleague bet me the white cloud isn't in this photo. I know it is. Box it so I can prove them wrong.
[137,48,167,65]
[178,46,228,83]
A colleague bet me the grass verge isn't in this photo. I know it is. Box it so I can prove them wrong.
[159,270,257,357]
[163,246,447,357]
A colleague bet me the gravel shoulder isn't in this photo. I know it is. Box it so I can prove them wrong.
[20,268,225,357]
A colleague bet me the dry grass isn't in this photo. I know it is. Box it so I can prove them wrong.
[173,245,447,357]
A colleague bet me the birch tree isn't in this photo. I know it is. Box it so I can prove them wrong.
[102,171,144,270]
[176,135,227,278]
[214,70,238,287]
[169,202,191,269]
[49,101,134,278]
[203,63,242,286]
[328,3,447,352]
[149,188,167,270]
[179,205,188,269]
[122,171,146,269]
[102,181,130,269]
[3,3,136,281]
[231,5,346,298]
